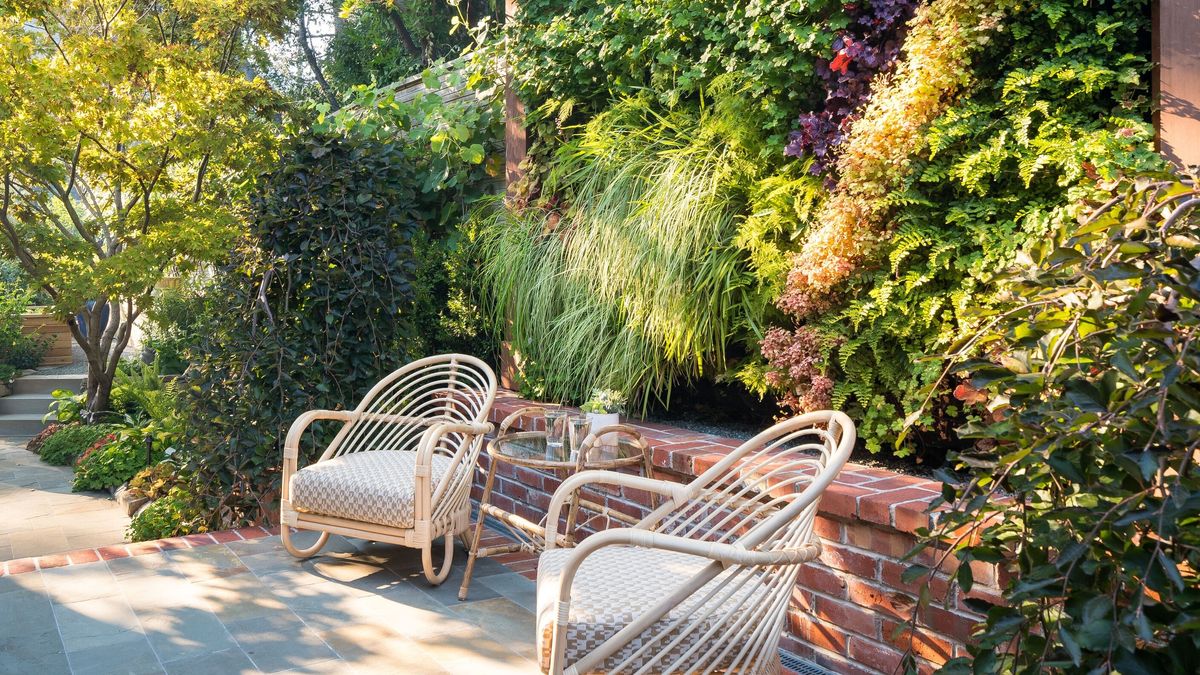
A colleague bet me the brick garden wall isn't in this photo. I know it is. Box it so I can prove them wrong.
[474,391,1001,674]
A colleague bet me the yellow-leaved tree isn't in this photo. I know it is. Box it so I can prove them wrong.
[0,0,297,412]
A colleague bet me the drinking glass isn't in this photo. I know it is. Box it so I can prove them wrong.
[544,409,569,461]
[568,416,591,461]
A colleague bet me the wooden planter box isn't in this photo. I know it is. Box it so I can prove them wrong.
[20,311,73,366]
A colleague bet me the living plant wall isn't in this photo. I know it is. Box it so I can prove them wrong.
[482,0,1160,461]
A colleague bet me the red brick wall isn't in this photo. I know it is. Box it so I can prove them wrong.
[475,391,1000,674]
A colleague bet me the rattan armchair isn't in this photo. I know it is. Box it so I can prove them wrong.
[537,411,856,674]
[280,354,498,585]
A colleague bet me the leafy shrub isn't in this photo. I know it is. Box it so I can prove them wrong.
[73,435,161,492]
[182,74,502,528]
[38,424,121,466]
[184,130,441,526]
[0,363,15,382]
[25,422,64,454]
[0,279,48,370]
[767,0,1159,457]
[911,176,1200,672]
[127,486,205,542]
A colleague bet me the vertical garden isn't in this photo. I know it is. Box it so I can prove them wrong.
[481,0,1161,462]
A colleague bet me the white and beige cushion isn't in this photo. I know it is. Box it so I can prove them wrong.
[536,545,767,673]
[290,450,454,529]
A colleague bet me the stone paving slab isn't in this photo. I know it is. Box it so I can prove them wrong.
[0,436,130,561]
[0,531,540,674]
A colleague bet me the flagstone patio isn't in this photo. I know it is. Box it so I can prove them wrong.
[0,531,539,674]
[0,436,130,560]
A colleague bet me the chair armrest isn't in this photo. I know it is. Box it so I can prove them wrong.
[570,528,820,568]
[544,471,690,550]
[414,420,494,519]
[414,420,494,475]
[283,409,357,461]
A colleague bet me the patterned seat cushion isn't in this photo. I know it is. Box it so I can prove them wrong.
[536,545,771,673]
[290,451,453,529]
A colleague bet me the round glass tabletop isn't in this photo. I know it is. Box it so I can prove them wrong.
[491,431,647,469]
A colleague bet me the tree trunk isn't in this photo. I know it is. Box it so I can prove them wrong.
[384,6,426,65]
[67,297,137,421]
[298,1,340,110]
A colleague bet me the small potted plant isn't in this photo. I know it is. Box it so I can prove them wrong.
[581,388,626,446]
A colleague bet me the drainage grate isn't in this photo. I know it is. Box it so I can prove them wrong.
[780,649,837,675]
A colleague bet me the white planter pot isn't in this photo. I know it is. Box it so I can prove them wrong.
[586,412,620,446]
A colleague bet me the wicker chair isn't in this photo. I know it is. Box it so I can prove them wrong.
[279,354,498,585]
[537,411,856,674]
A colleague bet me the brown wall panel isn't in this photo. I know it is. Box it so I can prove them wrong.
[1156,0,1200,168]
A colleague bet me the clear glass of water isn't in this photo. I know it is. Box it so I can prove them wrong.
[568,416,591,461]
[544,409,569,461]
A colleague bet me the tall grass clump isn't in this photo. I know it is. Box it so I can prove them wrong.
[476,94,778,409]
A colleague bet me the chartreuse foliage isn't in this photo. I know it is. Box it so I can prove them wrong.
[907,176,1200,673]
[0,0,293,412]
[476,93,784,408]
[768,0,1160,456]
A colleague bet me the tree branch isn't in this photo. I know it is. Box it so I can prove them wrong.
[298,1,340,110]
[37,20,70,64]
[193,153,211,203]
[384,4,426,65]
[66,139,82,195]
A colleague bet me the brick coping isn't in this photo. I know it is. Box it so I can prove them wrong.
[0,526,276,577]
[488,390,942,536]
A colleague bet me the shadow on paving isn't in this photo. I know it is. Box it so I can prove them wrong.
[0,531,540,674]
[0,436,130,561]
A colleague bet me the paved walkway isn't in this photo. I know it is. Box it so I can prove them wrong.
[0,532,539,674]
[0,437,130,561]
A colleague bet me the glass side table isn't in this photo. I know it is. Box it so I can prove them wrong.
[457,406,653,600]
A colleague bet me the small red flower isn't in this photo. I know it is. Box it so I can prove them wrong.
[830,51,852,74]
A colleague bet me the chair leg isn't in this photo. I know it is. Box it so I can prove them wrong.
[281,526,329,558]
[421,534,455,585]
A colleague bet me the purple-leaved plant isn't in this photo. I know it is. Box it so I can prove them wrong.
[785,0,917,175]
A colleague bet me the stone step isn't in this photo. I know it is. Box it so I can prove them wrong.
[0,413,48,436]
[0,394,53,416]
[12,374,84,396]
